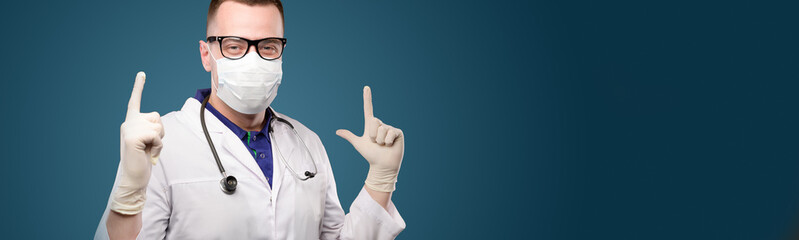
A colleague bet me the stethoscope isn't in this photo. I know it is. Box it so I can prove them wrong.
[200,96,318,194]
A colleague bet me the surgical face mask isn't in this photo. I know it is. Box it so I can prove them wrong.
[207,44,282,114]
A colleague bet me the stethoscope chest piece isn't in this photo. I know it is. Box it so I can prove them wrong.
[201,95,318,195]
[220,175,238,194]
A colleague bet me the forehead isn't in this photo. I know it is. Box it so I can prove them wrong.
[209,1,284,39]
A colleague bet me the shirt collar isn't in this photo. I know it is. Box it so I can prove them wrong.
[193,88,271,140]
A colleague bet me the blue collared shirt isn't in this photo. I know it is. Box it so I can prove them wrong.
[194,89,274,187]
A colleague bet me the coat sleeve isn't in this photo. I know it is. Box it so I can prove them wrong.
[137,158,171,239]
[93,156,172,240]
[318,143,406,240]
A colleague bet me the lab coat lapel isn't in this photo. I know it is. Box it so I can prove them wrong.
[182,98,269,186]
[269,109,297,202]
[219,133,269,185]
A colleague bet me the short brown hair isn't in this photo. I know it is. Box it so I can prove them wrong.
[207,0,284,30]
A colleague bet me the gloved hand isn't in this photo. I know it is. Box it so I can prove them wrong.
[336,86,404,192]
[110,72,165,215]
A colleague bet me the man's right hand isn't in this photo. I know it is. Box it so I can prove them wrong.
[110,71,165,215]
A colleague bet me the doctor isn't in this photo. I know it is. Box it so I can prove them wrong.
[95,0,406,239]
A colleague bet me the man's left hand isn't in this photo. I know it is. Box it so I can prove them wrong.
[336,86,404,192]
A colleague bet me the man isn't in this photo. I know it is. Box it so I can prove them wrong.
[94,0,406,239]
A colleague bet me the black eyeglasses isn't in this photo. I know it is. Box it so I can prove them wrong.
[207,36,287,60]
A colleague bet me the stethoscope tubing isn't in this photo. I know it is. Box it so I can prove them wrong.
[201,97,230,178]
[200,96,318,194]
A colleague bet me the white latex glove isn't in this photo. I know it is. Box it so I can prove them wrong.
[336,86,404,192]
[110,72,165,215]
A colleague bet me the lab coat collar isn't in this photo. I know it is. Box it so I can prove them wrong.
[192,88,272,142]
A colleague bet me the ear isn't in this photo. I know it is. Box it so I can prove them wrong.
[200,40,212,72]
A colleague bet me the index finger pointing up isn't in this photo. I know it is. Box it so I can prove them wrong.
[363,86,373,120]
[127,71,146,116]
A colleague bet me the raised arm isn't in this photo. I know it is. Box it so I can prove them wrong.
[105,72,165,239]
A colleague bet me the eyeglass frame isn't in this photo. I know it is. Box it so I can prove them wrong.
[206,36,287,60]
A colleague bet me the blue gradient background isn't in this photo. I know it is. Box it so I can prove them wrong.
[1,0,798,239]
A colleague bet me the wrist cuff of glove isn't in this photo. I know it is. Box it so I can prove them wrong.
[110,187,147,215]
[365,167,398,192]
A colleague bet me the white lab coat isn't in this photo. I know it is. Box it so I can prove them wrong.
[94,98,405,239]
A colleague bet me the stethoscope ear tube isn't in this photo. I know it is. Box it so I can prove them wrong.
[267,107,318,181]
[202,97,320,195]
[267,108,294,133]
